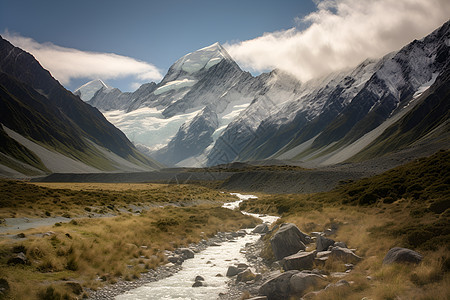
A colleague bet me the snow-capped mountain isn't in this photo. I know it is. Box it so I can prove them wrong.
[74,79,111,102]
[81,20,450,167]
[87,42,264,165]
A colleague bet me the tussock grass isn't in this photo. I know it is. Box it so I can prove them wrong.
[0,205,258,299]
[0,180,238,218]
[242,150,449,299]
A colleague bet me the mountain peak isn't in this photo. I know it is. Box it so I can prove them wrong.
[74,79,110,102]
[171,42,233,74]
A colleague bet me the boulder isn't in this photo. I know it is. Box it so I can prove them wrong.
[259,270,299,300]
[382,247,423,265]
[334,241,347,248]
[192,281,203,287]
[316,236,335,252]
[325,279,350,290]
[237,230,247,237]
[236,268,257,283]
[289,271,327,294]
[283,251,316,271]
[270,223,309,260]
[329,246,362,264]
[253,223,270,234]
[226,265,240,277]
[180,248,195,259]
[7,252,28,265]
[167,255,183,265]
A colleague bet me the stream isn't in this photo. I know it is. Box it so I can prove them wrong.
[115,193,278,300]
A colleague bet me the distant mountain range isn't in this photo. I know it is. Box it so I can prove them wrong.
[81,20,450,168]
[0,36,161,177]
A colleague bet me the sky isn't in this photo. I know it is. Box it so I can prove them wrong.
[1,0,449,92]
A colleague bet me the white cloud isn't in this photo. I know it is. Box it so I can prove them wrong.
[225,0,450,82]
[2,31,163,85]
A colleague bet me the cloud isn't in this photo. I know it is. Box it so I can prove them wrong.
[2,31,163,85]
[225,0,450,82]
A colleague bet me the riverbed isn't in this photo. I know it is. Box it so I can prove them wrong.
[115,193,277,300]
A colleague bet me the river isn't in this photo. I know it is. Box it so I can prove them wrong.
[115,193,278,300]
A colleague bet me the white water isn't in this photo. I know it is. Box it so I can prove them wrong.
[116,193,278,300]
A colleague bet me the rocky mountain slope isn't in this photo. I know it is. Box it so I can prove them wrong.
[0,36,161,177]
[82,21,450,167]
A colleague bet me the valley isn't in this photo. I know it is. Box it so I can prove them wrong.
[0,10,448,300]
[0,150,448,299]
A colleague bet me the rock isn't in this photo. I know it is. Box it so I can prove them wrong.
[325,279,350,290]
[65,282,83,295]
[192,281,203,287]
[0,278,10,296]
[259,270,299,300]
[236,268,257,283]
[7,252,28,265]
[329,246,362,264]
[167,255,183,265]
[237,230,247,237]
[289,271,327,294]
[382,247,423,265]
[226,265,241,277]
[270,223,309,260]
[334,241,347,248]
[283,251,316,271]
[180,248,195,259]
[316,236,335,252]
[314,257,328,266]
[316,251,331,258]
[253,223,269,234]
[344,263,354,271]
[195,275,204,282]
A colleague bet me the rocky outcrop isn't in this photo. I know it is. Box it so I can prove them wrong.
[259,270,299,300]
[253,223,270,234]
[316,236,335,251]
[329,246,362,264]
[382,247,423,265]
[282,251,316,271]
[289,271,327,294]
[270,223,309,260]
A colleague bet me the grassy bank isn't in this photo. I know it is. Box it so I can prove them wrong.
[0,181,238,219]
[241,150,449,299]
[0,181,259,299]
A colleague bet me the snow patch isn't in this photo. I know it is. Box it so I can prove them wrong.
[103,107,201,151]
[154,79,197,95]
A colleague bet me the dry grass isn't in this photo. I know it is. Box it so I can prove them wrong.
[0,180,239,219]
[0,204,259,299]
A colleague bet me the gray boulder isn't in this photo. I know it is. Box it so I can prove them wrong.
[226,265,240,277]
[270,223,309,260]
[289,271,327,294]
[259,270,299,300]
[329,246,362,264]
[316,236,335,252]
[283,251,316,271]
[382,247,423,265]
[236,268,258,283]
[334,241,347,248]
[180,248,195,259]
[7,252,28,265]
[253,223,270,234]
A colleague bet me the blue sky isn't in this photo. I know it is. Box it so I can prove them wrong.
[2,0,449,92]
